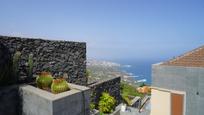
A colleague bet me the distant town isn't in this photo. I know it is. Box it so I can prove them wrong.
[87,59,144,86]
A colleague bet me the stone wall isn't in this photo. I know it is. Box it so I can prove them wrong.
[0,42,15,86]
[88,77,121,107]
[0,85,21,115]
[0,36,86,85]
[152,64,204,115]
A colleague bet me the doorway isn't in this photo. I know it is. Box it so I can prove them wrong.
[171,93,184,115]
[150,88,185,115]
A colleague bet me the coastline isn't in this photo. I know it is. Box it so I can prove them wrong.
[87,59,150,86]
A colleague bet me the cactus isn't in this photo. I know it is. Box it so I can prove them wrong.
[12,51,21,82]
[28,53,33,80]
[36,72,53,89]
[51,78,70,94]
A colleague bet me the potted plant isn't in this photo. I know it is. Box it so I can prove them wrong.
[20,71,90,115]
[36,71,53,90]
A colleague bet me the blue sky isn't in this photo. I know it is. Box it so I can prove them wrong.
[0,0,204,61]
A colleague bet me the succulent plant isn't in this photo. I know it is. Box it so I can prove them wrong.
[28,53,33,80]
[36,72,53,89]
[12,51,21,82]
[51,78,70,94]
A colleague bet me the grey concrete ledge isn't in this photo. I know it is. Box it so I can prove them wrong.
[20,83,90,115]
[88,76,121,87]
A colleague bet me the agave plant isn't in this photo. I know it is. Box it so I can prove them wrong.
[51,78,70,94]
[36,72,53,89]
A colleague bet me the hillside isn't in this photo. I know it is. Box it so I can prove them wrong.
[87,59,139,86]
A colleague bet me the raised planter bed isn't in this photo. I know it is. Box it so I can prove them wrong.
[20,83,90,115]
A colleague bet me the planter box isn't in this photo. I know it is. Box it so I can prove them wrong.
[20,83,90,115]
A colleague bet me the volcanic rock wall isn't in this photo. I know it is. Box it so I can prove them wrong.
[0,36,87,85]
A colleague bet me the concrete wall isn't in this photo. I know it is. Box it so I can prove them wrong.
[0,36,86,85]
[20,84,90,115]
[152,64,204,115]
[89,77,121,107]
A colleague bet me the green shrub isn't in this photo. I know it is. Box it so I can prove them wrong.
[90,103,96,110]
[98,92,116,114]
[120,82,145,97]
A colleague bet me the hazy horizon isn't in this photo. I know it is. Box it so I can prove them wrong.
[0,0,204,61]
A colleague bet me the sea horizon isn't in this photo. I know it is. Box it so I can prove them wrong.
[113,58,166,85]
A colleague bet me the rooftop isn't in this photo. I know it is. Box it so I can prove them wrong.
[162,45,204,67]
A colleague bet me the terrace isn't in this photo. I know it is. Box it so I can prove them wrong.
[0,36,151,115]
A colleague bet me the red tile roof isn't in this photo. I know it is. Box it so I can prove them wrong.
[162,46,204,67]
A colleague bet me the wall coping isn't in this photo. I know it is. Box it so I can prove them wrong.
[20,83,90,101]
[0,35,86,44]
[88,76,121,87]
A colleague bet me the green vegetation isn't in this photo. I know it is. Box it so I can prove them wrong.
[90,103,96,110]
[120,82,145,105]
[122,95,132,105]
[51,78,70,94]
[0,51,23,86]
[121,82,145,97]
[12,51,21,82]
[36,72,53,89]
[36,72,70,94]
[28,53,34,80]
[86,69,92,78]
[99,92,116,114]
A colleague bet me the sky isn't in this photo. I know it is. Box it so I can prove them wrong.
[0,0,204,61]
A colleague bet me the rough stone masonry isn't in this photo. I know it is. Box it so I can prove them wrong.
[0,36,87,85]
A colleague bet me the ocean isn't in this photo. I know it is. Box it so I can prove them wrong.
[115,59,163,85]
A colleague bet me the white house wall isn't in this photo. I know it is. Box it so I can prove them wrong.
[152,64,204,115]
[150,89,171,115]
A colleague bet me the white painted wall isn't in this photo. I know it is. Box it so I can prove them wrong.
[150,89,171,115]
